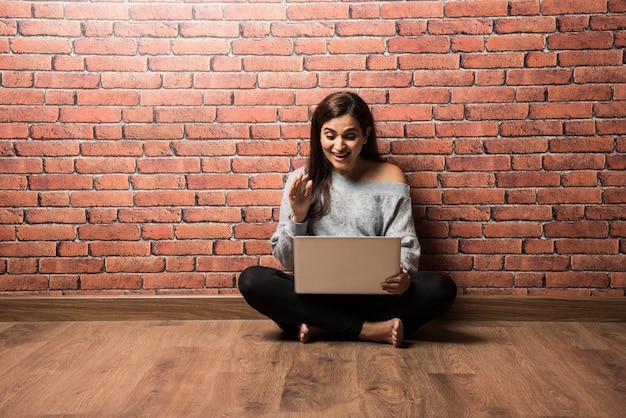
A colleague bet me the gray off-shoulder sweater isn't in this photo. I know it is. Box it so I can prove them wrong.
[270,167,421,273]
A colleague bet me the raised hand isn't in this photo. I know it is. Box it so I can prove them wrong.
[289,172,313,223]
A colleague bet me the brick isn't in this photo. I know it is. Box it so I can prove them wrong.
[485,222,542,238]
[0,275,50,292]
[381,2,443,18]
[546,272,610,288]
[78,91,139,106]
[505,189,537,204]
[597,120,626,135]
[451,36,485,53]
[496,172,560,188]
[525,52,557,68]
[466,104,528,120]
[548,86,611,102]
[78,224,141,241]
[556,239,619,254]
[543,154,605,170]
[137,158,200,174]
[547,32,614,50]
[130,4,192,20]
[561,171,598,187]
[554,206,584,221]
[101,73,161,89]
[217,107,277,123]
[106,257,165,273]
[16,225,75,241]
[538,188,602,204]
[393,139,453,155]
[235,90,294,106]
[372,105,431,121]
[542,0,607,14]
[501,121,562,137]
[522,239,555,254]
[461,52,524,68]
[197,255,258,273]
[452,87,515,103]
[396,20,427,36]
[25,208,86,224]
[558,15,590,32]
[0,106,58,123]
[306,56,367,72]
[388,36,451,53]
[272,21,334,38]
[572,255,626,272]
[559,50,623,67]
[145,273,205,290]
[599,173,626,187]
[29,174,93,190]
[71,191,133,207]
[545,221,609,238]
[90,242,151,257]
[486,35,545,52]
[446,155,510,172]
[563,121,596,136]
[595,102,626,118]
[433,105,464,120]
[494,17,555,33]
[175,224,232,239]
[429,18,491,35]
[436,121,498,137]
[507,69,572,86]
[605,189,626,204]
[461,239,522,254]
[515,86,547,102]
[444,189,505,205]
[505,255,570,271]
[124,124,183,140]
[366,56,396,71]
[389,88,450,104]
[80,274,142,290]
[487,139,548,155]
[398,53,460,70]
[233,38,293,56]
[413,70,474,87]
[336,21,395,37]
[134,191,195,207]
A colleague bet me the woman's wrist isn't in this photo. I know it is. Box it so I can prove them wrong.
[291,214,307,223]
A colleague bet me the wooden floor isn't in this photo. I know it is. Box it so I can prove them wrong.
[0,319,624,417]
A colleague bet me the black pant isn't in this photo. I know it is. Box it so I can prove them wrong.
[238,266,457,339]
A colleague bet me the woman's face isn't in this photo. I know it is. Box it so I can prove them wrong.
[320,114,368,178]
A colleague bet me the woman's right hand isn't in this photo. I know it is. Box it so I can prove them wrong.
[289,173,313,223]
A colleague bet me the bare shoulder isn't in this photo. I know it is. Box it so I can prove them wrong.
[364,161,407,184]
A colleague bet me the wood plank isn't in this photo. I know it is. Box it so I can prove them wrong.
[0,320,624,417]
[0,295,625,322]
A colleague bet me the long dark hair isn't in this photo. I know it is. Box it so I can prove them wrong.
[306,91,383,219]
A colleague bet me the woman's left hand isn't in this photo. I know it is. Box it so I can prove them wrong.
[381,267,410,294]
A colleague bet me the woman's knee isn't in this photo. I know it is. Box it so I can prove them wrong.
[413,271,457,304]
[238,265,265,296]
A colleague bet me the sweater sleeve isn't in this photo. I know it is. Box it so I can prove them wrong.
[383,193,421,273]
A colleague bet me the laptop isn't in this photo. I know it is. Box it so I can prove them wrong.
[293,236,401,294]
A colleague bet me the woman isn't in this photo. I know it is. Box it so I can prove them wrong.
[239,92,456,347]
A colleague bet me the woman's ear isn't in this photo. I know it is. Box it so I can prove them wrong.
[365,127,371,144]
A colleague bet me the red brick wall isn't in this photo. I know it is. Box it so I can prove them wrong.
[1,0,625,297]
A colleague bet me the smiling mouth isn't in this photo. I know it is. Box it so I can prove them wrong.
[332,151,350,160]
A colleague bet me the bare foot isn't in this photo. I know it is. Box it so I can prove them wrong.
[298,323,323,343]
[359,318,404,347]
